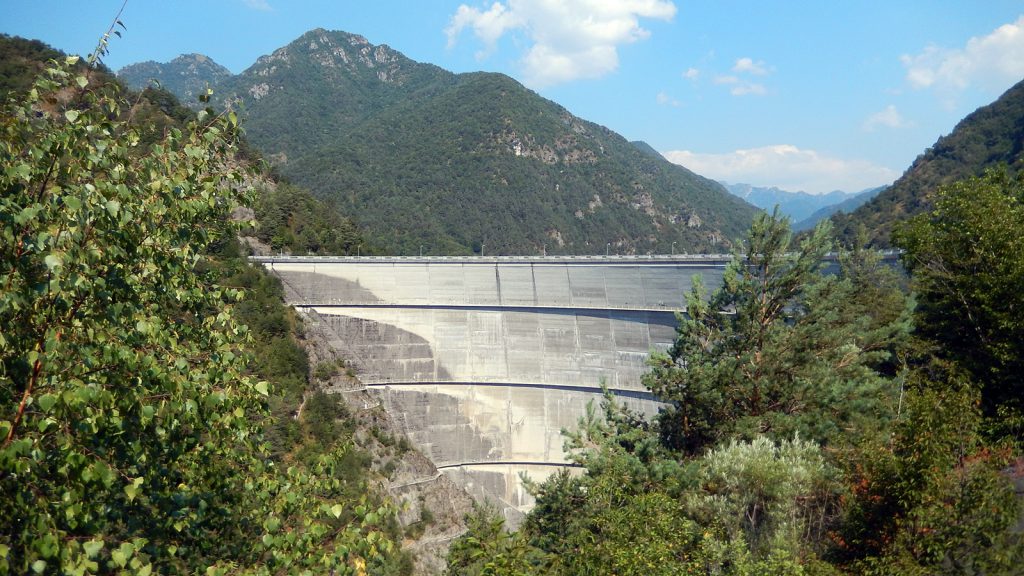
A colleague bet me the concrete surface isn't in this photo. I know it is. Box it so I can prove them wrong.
[259,256,728,520]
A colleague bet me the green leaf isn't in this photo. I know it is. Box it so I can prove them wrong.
[11,163,31,180]
[83,540,104,558]
[255,381,269,396]
[105,200,120,216]
[75,75,88,88]
[65,109,79,122]
[44,254,62,271]
[124,477,143,502]
[32,560,46,573]
[37,394,58,412]
[111,549,127,568]
[330,504,344,518]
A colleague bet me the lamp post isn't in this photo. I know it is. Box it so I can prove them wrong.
[481,244,486,257]
[606,243,610,256]
[420,245,424,257]
[671,241,676,256]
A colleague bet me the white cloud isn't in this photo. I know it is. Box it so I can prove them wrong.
[902,15,1024,93]
[730,83,766,96]
[446,0,677,88]
[242,0,272,11]
[713,73,766,97]
[862,105,908,132]
[683,67,700,80]
[732,57,768,76]
[656,91,680,107]
[662,145,898,194]
[710,57,771,96]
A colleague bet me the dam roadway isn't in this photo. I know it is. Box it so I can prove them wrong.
[254,254,730,519]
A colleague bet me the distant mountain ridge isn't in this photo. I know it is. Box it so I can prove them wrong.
[793,186,885,231]
[833,77,1024,246]
[721,183,870,223]
[118,29,758,255]
[118,53,232,106]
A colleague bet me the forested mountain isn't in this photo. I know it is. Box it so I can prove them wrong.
[833,77,1024,245]
[721,182,863,223]
[1,34,69,99]
[119,29,758,255]
[117,53,232,105]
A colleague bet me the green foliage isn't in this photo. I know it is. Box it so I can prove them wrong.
[253,182,368,255]
[0,54,393,574]
[688,436,841,562]
[446,506,547,576]
[510,396,844,575]
[837,361,1023,574]
[894,169,1024,438]
[646,210,911,453]
[0,35,71,100]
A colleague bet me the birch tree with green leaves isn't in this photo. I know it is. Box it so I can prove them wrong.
[1,51,390,576]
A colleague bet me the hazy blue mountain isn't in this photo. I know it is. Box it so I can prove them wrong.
[793,186,885,231]
[721,183,859,223]
[120,29,758,255]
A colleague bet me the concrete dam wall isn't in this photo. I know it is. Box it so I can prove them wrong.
[256,255,729,518]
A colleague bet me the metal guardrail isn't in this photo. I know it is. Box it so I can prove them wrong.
[249,254,735,265]
[294,302,685,313]
[249,250,902,265]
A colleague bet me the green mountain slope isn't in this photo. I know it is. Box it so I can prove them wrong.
[1,34,67,99]
[123,29,757,255]
[833,78,1024,246]
[117,53,232,106]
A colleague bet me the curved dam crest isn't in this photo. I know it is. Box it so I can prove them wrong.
[256,255,729,520]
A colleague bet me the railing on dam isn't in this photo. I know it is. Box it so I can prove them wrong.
[250,254,736,265]
[248,250,900,266]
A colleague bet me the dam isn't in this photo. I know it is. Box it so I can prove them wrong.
[255,255,730,519]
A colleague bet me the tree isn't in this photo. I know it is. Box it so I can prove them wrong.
[893,168,1024,438]
[836,360,1023,574]
[0,53,388,574]
[687,435,842,567]
[446,506,546,576]
[645,210,911,454]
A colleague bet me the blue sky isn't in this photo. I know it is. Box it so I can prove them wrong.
[4,0,1023,194]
